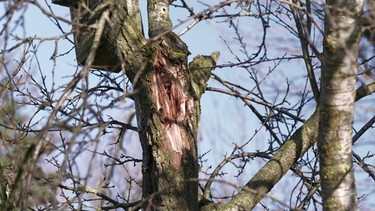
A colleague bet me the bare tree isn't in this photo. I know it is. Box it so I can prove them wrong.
[0,0,374,210]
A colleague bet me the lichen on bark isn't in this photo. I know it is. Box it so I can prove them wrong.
[317,0,363,209]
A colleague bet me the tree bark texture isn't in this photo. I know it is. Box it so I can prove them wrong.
[318,0,364,210]
[94,0,219,210]
[133,42,199,210]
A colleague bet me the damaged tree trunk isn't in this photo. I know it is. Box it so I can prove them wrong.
[133,44,218,210]
[119,0,218,210]
[53,0,219,209]
[133,1,219,206]
[134,40,198,210]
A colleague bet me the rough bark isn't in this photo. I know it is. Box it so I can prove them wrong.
[133,47,219,210]
[318,0,364,210]
[72,0,220,209]
[124,1,218,209]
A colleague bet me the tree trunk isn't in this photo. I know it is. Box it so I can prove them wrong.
[133,44,199,210]
[101,0,219,209]
[318,0,364,210]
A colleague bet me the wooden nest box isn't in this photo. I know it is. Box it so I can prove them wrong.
[52,0,121,72]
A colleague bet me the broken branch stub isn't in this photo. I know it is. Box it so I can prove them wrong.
[52,0,121,72]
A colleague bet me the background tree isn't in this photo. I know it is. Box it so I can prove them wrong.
[318,0,363,210]
[0,0,374,210]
